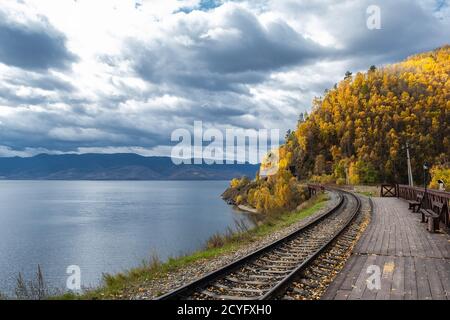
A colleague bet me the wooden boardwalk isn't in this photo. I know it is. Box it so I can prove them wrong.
[323,197,450,300]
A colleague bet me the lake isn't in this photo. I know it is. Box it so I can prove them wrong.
[0,180,253,295]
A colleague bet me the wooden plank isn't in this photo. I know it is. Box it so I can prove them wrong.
[423,230,444,258]
[393,211,402,256]
[361,219,378,254]
[348,254,378,300]
[363,199,379,254]
[376,256,395,300]
[334,290,351,300]
[354,217,375,253]
[419,225,441,258]
[433,259,450,300]
[373,204,387,255]
[339,255,369,291]
[404,256,418,300]
[401,211,415,257]
[398,213,410,256]
[414,257,432,300]
[387,219,396,256]
[434,233,450,258]
[391,256,405,300]
[358,200,379,254]
[361,254,384,300]
[382,202,393,256]
[410,215,428,257]
[398,207,410,256]
[380,217,390,256]
[322,255,360,300]
[441,233,450,258]
[427,232,449,259]
[424,258,446,300]
[412,208,431,256]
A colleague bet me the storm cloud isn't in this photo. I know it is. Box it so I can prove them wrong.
[124,3,329,93]
[0,0,448,157]
[0,9,76,71]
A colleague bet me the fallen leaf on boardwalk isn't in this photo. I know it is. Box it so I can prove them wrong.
[383,262,395,273]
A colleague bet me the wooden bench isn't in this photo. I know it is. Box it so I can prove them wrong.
[407,195,423,213]
[420,201,446,233]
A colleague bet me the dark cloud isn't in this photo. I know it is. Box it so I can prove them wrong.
[193,8,322,73]
[282,0,450,68]
[0,10,77,71]
[340,0,448,61]
[130,4,327,92]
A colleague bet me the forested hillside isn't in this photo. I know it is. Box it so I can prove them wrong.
[292,45,449,184]
[224,46,450,214]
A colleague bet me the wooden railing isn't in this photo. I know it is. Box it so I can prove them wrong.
[381,184,398,197]
[396,184,450,229]
[307,184,325,198]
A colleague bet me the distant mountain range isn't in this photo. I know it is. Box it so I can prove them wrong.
[0,154,259,180]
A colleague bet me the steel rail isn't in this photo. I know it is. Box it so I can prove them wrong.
[260,188,361,299]
[157,188,357,300]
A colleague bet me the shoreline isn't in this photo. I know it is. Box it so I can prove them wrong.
[63,192,335,300]
[236,204,259,214]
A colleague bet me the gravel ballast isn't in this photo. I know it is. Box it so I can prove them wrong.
[115,192,340,300]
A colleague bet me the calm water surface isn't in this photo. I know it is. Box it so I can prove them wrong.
[0,181,253,294]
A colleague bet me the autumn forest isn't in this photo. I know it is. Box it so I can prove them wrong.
[224,46,450,214]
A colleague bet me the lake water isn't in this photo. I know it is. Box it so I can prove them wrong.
[0,180,253,295]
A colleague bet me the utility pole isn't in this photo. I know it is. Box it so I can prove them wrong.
[345,166,350,185]
[405,142,414,187]
[423,162,430,207]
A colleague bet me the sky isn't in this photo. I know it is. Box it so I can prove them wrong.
[0,0,449,158]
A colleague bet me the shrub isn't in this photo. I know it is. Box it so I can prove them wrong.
[349,160,379,185]
[429,165,450,191]
[15,265,49,300]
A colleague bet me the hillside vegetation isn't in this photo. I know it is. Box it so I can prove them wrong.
[225,46,450,212]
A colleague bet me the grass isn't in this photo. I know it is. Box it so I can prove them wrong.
[56,193,329,300]
[353,185,379,197]
[359,191,375,197]
[1,265,61,300]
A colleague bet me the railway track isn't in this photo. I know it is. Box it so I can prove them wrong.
[281,195,372,300]
[157,188,362,300]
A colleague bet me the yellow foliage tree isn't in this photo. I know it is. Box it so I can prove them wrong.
[429,166,450,191]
